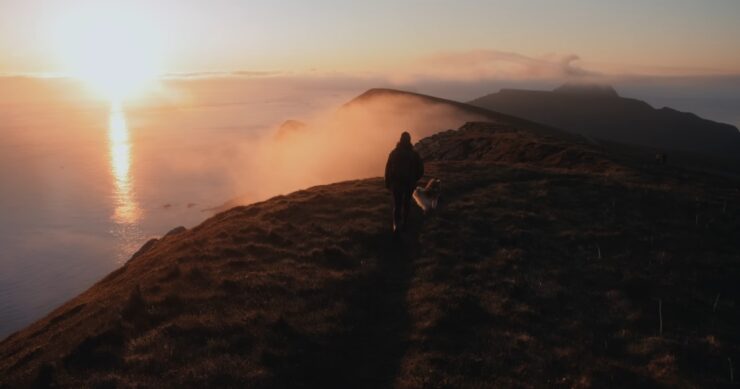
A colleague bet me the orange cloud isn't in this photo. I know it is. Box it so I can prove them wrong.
[393,50,598,83]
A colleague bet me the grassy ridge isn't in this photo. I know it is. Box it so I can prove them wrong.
[1,122,739,388]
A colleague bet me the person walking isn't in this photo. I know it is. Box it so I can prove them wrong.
[384,131,424,232]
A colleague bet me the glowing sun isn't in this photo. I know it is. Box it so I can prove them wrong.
[52,4,164,101]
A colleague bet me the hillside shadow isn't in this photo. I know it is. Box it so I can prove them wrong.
[269,207,421,388]
[334,212,420,388]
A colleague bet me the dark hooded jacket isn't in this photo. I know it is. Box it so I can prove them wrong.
[385,140,424,190]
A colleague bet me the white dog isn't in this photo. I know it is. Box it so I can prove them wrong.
[413,178,441,213]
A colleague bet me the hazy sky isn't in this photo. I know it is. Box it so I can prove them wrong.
[1,0,739,76]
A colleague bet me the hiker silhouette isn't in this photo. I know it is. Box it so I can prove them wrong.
[385,131,424,232]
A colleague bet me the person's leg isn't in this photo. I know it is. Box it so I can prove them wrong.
[392,188,403,231]
[401,186,414,228]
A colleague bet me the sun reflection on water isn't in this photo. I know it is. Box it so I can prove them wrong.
[108,102,141,225]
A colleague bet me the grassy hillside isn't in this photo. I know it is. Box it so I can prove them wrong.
[1,121,739,388]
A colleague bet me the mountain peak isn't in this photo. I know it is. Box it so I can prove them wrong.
[348,88,414,104]
[553,82,619,98]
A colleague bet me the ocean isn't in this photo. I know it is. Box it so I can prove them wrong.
[0,77,353,337]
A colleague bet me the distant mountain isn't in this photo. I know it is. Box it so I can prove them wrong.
[344,88,500,117]
[552,82,619,98]
[274,119,307,139]
[468,83,740,158]
[340,88,581,142]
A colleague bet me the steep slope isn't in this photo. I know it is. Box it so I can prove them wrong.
[2,121,739,388]
[345,88,503,118]
[339,88,583,142]
[469,83,740,159]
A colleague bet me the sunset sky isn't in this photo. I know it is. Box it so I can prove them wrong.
[2,0,739,77]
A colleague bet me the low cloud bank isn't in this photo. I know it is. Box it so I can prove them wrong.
[394,50,598,83]
[228,92,487,203]
[3,49,739,207]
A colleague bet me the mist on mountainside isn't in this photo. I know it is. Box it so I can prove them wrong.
[224,92,488,203]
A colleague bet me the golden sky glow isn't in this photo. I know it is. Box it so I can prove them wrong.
[49,3,164,100]
[0,1,739,80]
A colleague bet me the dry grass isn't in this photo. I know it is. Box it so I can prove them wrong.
[1,122,739,388]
